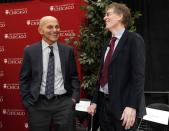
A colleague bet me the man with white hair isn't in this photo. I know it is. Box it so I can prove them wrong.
[20,16,80,131]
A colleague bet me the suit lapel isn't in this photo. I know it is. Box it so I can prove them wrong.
[57,43,65,81]
[111,29,128,63]
[36,42,43,74]
[98,30,129,79]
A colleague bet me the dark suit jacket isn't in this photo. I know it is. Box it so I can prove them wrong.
[92,29,146,119]
[19,42,80,108]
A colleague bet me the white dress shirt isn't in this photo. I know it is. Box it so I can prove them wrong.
[40,40,66,95]
[99,28,125,94]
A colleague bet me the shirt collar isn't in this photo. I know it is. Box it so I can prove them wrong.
[42,40,58,51]
[112,28,125,40]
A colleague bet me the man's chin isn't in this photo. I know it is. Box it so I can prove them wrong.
[51,40,58,43]
[51,37,59,42]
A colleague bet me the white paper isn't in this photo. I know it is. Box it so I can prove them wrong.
[143,107,169,125]
[75,100,91,112]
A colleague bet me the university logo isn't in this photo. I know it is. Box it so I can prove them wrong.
[2,109,25,116]
[26,19,39,26]
[0,46,4,53]
[4,58,22,64]
[5,8,27,15]
[0,96,3,103]
[0,71,4,77]
[25,123,28,128]
[4,33,27,39]
[50,3,74,12]
[0,22,5,28]
[60,30,75,37]
[3,83,19,90]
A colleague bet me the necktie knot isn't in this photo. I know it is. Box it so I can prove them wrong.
[111,37,117,41]
[109,37,117,47]
[49,46,53,50]
[49,46,54,56]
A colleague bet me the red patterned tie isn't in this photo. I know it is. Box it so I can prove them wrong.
[100,37,117,87]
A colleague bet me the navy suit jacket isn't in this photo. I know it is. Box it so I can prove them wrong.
[19,42,80,108]
[92,29,146,119]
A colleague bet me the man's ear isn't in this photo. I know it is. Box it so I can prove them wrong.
[38,27,43,35]
[117,14,123,21]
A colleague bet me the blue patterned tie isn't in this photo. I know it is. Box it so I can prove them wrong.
[45,46,55,99]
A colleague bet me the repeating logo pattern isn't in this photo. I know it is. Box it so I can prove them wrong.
[3,83,19,90]
[60,30,75,37]
[26,19,39,26]
[4,33,27,39]
[2,109,25,116]
[1,1,83,131]
[4,58,22,64]
[49,3,74,12]
[5,8,28,15]
[0,22,5,28]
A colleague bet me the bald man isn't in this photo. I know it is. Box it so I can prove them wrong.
[20,16,80,131]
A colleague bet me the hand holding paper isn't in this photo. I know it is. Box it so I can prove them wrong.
[75,100,91,112]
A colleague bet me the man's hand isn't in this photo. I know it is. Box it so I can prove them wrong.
[87,103,97,116]
[120,107,136,130]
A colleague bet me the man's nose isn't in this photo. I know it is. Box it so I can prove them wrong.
[103,16,107,20]
[53,27,57,31]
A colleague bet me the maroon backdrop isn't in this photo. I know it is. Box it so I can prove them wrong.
[0,0,85,130]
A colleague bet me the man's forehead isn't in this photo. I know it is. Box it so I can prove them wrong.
[39,16,59,26]
[41,18,56,22]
